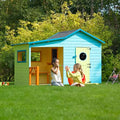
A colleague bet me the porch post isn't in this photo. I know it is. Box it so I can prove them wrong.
[29,47,31,67]
[29,67,31,85]
[36,66,39,85]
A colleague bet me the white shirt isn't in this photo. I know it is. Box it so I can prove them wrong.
[51,68,62,83]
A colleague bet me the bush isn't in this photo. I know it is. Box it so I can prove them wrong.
[0,45,14,81]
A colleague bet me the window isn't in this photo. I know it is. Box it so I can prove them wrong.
[31,52,41,62]
[17,50,26,63]
[79,52,87,61]
[52,49,57,61]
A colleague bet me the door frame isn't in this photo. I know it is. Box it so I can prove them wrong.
[75,47,91,83]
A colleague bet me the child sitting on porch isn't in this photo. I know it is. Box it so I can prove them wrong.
[65,63,85,87]
[51,58,64,86]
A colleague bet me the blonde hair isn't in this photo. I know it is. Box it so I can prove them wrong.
[74,63,84,77]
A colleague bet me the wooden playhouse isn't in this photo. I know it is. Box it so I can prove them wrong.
[12,29,105,85]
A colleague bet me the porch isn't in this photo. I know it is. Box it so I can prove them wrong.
[29,47,63,85]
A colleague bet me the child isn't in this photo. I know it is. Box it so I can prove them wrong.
[51,58,64,86]
[65,63,85,87]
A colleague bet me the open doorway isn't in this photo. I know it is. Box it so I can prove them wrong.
[30,47,63,85]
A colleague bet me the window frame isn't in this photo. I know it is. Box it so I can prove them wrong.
[31,51,41,62]
[17,50,26,63]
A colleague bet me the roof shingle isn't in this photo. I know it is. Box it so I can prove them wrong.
[48,29,77,39]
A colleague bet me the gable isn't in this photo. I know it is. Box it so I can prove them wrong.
[47,29,105,44]
[29,31,101,48]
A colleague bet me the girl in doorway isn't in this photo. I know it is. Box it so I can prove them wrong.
[51,58,64,86]
[65,63,85,87]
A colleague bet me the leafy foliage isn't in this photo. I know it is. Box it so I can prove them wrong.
[0,45,14,81]
[0,1,120,82]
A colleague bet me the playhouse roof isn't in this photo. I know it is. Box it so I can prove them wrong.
[12,29,105,46]
[48,29,77,40]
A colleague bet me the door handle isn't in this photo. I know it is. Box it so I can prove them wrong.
[87,63,91,68]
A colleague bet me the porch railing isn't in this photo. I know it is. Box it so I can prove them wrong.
[29,66,39,85]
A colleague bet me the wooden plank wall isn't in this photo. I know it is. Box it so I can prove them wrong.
[29,32,102,84]
[14,45,29,85]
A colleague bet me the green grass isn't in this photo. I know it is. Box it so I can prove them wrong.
[0,83,120,120]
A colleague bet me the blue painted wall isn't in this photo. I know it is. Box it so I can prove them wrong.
[29,31,102,84]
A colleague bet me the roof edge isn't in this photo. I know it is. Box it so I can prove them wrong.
[63,29,105,44]
[11,37,64,46]
[11,42,29,46]
[79,29,105,44]
[11,28,105,46]
[29,37,64,45]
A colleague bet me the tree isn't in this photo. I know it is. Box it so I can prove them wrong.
[0,0,30,29]
[1,2,114,82]
[0,45,14,81]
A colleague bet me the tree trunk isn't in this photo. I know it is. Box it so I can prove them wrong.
[82,8,84,18]
[101,0,103,10]
[90,0,94,17]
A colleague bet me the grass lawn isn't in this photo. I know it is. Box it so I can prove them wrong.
[0,83,120,120]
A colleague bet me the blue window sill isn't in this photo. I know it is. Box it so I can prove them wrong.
[17,61,26,63]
